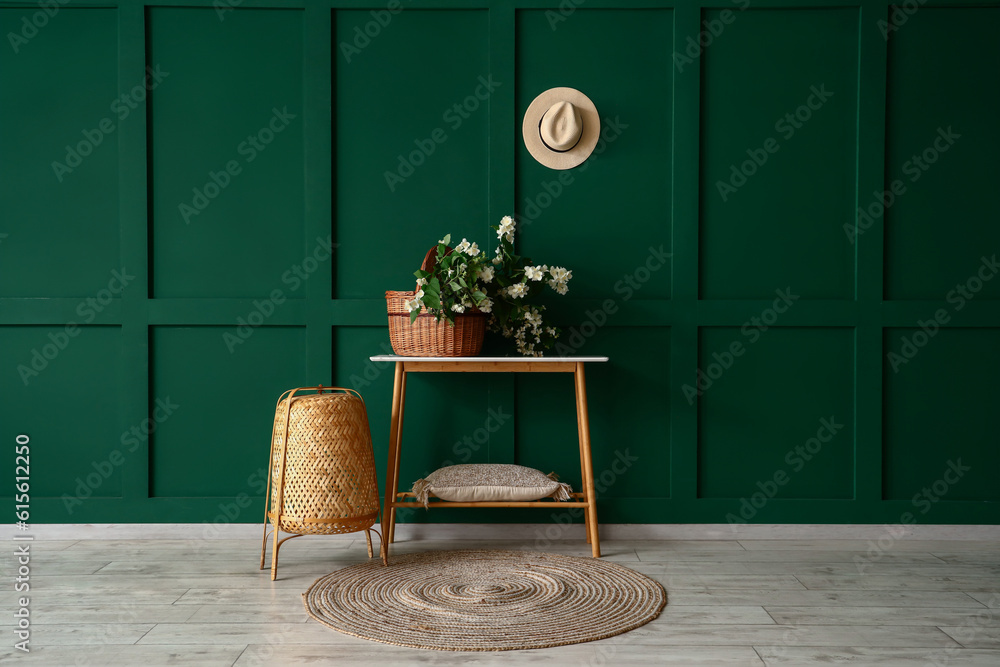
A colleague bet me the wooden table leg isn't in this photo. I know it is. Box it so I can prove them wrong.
[574,375,591,545]
[388,368,407,545]
[381,362,405,564]
[575,363,601,557]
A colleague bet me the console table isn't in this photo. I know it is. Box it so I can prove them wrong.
[370,355,609,563]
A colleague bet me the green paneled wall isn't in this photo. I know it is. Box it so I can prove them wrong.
[1,0,998,526]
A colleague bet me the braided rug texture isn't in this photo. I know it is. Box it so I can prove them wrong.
[302,549,666,651]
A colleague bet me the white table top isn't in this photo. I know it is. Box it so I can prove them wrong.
[370,355,608,363]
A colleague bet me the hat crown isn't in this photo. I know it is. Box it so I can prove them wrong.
[539,101,583,152]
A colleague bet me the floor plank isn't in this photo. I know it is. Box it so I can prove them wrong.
[755,646,1000,666]
[764,606,1000,627]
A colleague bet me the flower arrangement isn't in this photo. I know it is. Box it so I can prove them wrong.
[405,215,572,356]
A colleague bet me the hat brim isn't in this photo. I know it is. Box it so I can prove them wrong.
[522,87,600,171]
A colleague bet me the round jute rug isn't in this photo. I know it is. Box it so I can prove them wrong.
[302,549,666,651]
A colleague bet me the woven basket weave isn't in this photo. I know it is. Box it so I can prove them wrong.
[267,387,379,536]
[385,245,487,357]
[386,291,487,357]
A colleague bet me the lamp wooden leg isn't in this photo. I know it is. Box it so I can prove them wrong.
[575,363,600,558]
[259,523,270,570]
[365,529,374,559]
[269,526,281,580]
[382,362,404,564]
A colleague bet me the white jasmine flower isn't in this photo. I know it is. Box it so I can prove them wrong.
[498,215,515,238]
[414,289,425,299]
[466,242,480,256]
[477,266,494,283]
[451,303,465,313]
[478,297,493,313]
[508,283,528,299]
[554,282,568,295]
[524,310,542,327]
[455,238,471,254]
[549,266,572,283]
[525,266,544,281]
[405,298,421,313]
[492,256,502,265]
[416,277,427,287]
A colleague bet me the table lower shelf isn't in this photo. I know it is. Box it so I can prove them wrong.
[390,491,592,509]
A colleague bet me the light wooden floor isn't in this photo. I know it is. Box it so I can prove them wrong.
[2,536,999,666]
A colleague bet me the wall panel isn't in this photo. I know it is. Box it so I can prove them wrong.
[699,8,858,300]
[883,327,1000,502]
[334,9,490,298]
[516,8,673,301]
[883,8,1000,300]
[149,326,308,498]
[148,7,306,298]
[697,327,855,500]
[0,326,123,500]
[0,8,120,298]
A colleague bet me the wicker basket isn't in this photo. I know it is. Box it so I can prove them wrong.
[260,386,382,578]
[386,245,487,357]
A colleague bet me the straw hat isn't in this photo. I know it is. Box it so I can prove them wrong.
[522,87,600,170]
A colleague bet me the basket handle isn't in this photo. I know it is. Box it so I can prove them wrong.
[416,244,452,290]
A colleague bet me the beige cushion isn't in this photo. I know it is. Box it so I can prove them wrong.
[411,464,572,507]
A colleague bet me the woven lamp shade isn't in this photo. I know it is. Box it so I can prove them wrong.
[261,386,382,578]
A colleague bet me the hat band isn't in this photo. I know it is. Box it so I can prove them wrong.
[538,110,582,154]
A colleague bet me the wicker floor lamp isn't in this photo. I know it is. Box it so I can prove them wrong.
[259,386,383,580]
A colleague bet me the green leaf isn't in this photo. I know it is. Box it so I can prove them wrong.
[409,310,419,324]
[440,233,451,246]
